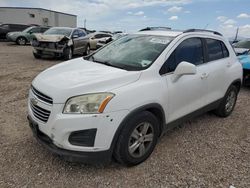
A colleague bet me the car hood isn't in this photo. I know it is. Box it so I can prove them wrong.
[32,58,141,103]
[34,34,70,42]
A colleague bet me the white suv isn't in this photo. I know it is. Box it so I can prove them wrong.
[28,29,242,166]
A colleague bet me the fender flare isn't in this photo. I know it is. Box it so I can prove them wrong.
[109,103,166,154]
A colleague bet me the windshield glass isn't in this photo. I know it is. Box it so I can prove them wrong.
[22,26,33,33]
[234,40,250,49]
[44,28,72,37]
[91,34,173,70]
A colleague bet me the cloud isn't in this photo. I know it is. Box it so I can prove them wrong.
[223,19,236,25]
[134,11,144,16]
[237,13,250,19]
[184,10,191,13]
[169,16,178,20]
[167,6,183,13]
[217,16,227,22]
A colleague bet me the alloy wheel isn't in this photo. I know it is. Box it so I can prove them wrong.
[128,122,154,158]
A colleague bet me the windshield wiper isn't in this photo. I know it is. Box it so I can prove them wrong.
[91,57,128,70]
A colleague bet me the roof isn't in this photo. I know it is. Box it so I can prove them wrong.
[136,30,183,37]
[0,7,76,17]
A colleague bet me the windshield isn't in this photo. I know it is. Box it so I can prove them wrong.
[90,34,173,71]
[22,26,33,33]
[44,28,72,37]
[234,40,250,49]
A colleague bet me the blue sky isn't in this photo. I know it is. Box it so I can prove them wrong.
[1,0,250,37]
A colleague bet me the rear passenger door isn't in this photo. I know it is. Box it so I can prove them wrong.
[202,38,230,105]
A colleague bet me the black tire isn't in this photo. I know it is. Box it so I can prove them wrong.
[114,111,160,166]
[214,85,238,117]
[33,52,41,59]
[16,37,27,45]
[63,47,73,60]
[84,44,90,56]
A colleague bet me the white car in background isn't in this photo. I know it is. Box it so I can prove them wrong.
[28,29,242,166]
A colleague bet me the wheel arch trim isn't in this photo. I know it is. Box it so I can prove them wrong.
[110,103,166,154]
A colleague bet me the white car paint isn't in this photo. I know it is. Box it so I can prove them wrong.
[28,30,242,154]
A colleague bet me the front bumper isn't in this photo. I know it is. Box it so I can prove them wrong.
[28,115,112,163]
[27,89,129,163]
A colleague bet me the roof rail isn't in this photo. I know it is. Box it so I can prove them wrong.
[183,29,223,36]
[139,27,171,31]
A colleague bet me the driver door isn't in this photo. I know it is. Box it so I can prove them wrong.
[161,37,208,123]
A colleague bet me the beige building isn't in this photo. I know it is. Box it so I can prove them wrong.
[0,7,77,27]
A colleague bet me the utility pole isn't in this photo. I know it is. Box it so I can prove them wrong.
[84,19,86,29]
[234,27,239,42]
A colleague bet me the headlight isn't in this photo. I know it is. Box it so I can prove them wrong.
[63,93,115,114]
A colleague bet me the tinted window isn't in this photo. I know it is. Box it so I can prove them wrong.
[72,30,79,37]
[206,39,224,61]
[40,27,49,33]
[30,27,41,33]
[221,42,229,57]
[78,29,86,37]
[94,34,103,39]
[160,38,204,74]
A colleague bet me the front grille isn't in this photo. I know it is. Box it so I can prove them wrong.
[31,86,53,104]
[30,101,51,123]
[39,42,55,49]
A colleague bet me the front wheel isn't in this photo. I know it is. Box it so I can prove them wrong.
[33,52,41,59]
[114,111,160,166]
[214,85,238,117]
[63,47,73,60]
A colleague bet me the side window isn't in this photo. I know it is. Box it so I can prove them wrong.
[94,34,103,39]
[72,30,79,37]
[206,38,224,61]
[78,30,86,37]
[40,27,49,33]
[160,38,204,74]
[221,42,229,58]
[30,27,40,33]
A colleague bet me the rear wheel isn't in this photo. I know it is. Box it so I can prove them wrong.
[84,44,90,55]
[114,111,160,166]
[16,37,27,45]
[214,85,238,117]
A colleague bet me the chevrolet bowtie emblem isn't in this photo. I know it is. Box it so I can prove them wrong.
[31,98,38,106]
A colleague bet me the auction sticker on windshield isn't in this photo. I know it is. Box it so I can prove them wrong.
[150,38,170,45]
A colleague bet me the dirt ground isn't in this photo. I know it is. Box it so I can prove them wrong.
[0,42,249,188]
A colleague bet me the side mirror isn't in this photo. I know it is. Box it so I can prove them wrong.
[72,34,78,39]
[174,61,197,76]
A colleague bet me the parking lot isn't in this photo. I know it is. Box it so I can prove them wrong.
[0,41,249,188]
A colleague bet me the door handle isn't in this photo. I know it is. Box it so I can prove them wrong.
[201,73,209,79]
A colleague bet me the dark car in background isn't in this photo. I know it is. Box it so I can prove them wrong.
[6,26,50,45]
[32,27,87,60]
[0,23,30,39]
